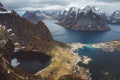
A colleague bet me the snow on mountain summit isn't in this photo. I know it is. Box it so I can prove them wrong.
[0,2,12,13]
[82,6,102,15]
[0,2,3,7]
[57,6,110,31]
[112,10,120,19]
[110,10,120,24]
[68,7,78,14]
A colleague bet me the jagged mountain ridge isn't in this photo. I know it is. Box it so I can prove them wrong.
[23,10,68,23]
[47,10,68,20]
[0,13,53,45]
[23,6,110,31]
[57,6,110,31]
[23,10,50,23]
[0,2,7,11]
[23,6,120,26]
[0,5,53,46]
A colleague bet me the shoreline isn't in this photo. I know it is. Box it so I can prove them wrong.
[68,39,120,53]
[67,39,120,65]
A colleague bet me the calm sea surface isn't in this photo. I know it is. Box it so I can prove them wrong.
[43,19,120,80]
[43,19,120,44]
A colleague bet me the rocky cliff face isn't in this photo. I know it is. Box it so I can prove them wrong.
[110,10,120,24]
[0,24,43,80]
[0,2,7,11]
[58,6,110,31]
[0,3,91,80]
[0,5,53,46]
[0,4,54,80]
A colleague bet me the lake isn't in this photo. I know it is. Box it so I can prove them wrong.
[43,19,120,44]
[11,51,51,74]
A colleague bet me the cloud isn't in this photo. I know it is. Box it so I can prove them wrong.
[1,0,70,10]
[96,0,120,3]
[1,0,120,15]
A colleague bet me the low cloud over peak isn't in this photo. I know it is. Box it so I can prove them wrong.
[96,0,120,3]
[1,0,120,15]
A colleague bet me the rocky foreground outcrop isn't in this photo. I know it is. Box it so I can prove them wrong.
[57,6,110,31]
[0,3,91,80]
[0,10,54,49]
[0,25,43,80]
[0,23,91,80]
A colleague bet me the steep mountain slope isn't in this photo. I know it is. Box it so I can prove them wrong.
[58,6,110,31]
[110,10,120,24]
[0,10,53,46]
[0,2,7,11]
[0,3,91,80]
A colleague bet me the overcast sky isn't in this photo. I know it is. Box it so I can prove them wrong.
[1,0,120,15]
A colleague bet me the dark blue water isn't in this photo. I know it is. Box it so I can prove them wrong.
[78,47,120,80]
[43,19,120,44]
[43,19,120,80]
[12,51,51,74]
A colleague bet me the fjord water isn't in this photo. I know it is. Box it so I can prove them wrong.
[43,19,120,44]
[43,19,120,79]
[78,47,120,80]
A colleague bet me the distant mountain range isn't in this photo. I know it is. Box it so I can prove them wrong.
[23,10,68,23]
[57,6,110,31]
[23,6,120,31]
[23,10,51,23]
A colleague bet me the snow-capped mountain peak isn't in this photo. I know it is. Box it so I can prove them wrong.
[68,7,78,14]
[82,6,93,12]
[110,10,120,24]
[0,2,3,7]
[59,10,68,15]
[78,8,82,14]
[0,2,12,14]
[114,10,120,15]
[82,5,102,15]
